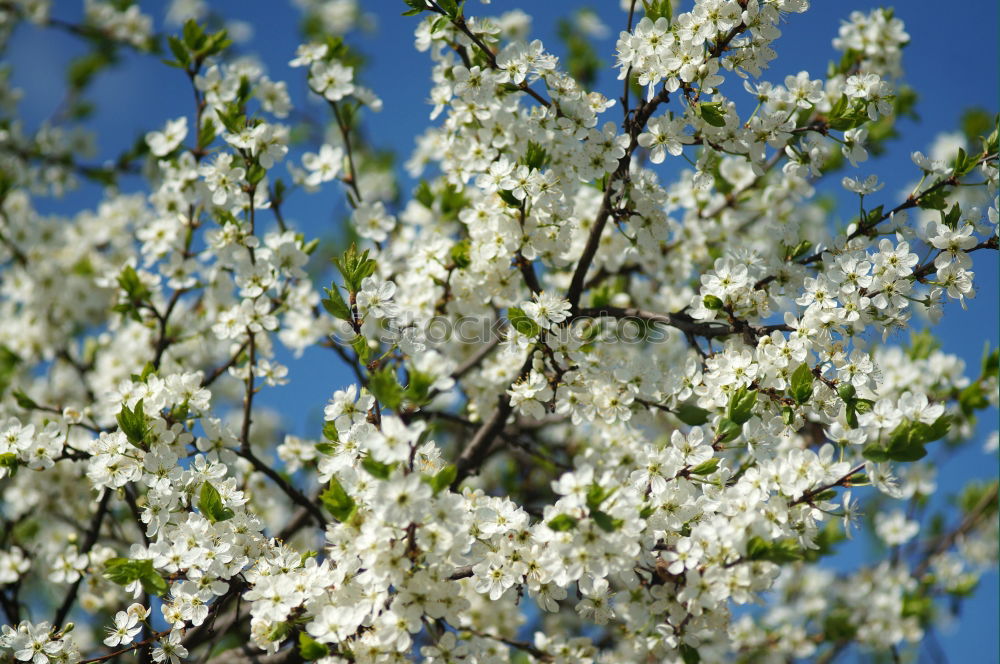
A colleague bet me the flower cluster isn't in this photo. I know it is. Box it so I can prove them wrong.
[0,2,996,664]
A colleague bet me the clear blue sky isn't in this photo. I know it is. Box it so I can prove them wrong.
[8,1,998,660]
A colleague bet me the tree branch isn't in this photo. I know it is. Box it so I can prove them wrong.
[53,489,112,627]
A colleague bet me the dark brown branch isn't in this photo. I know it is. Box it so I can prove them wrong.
[451,337,501,381]
[452,353,534,486]
[566,86,672,310]
[424,1,551,109]
[575,305,790,340]
[913,482,998,577]
[53,489,112,627]
[329,100,362,204]
[200,339,251,389]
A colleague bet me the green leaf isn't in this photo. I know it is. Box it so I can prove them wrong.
[322,286,353,321]
[745,536,803,564]
[117,399,150,449]
[689,458,719,476]
[449,238,471,269]
[369,367,404,410]
[946,576,979,598]
[333,243,377,292]
[298,632,329,661]
[679,644,701,664]
[403,368,436,407]
[591,509,624,533]
[901,593,935,626]
[497,189,521,207]
[182,19,205,51]
[266,622,292,643]
[0,346,20,400]
[0,452,19,478]
[924,414,952,443]
[829,93,849,119]
[547,514,578,531]
[702,294,724,310]
[789,363,814,405]
[918,186,948,211]
[139,566,169,597]
[585,484,614,512]
[873,418,945,463]
[117,265,144,296]
[201,29,232,59]
[401,0,427,16]
[12,389,37,410]
[319,476,356,522]
[361,455,392,479]
[823,609,858,642]
[959,383,988,415]
[785,240,812,260]
[745,536,769,559]
[436,0,459,18]
[942,202,962,229]
[302,237,320,256]
[725,386,756,425]
[321,421,339,443]
[853,398,874,414]
[217,104,245,134]
[67,51,113,90]
[862,440,891,463]
[845,402,859,429]
[414,180,434,207]
[982,345,999,378]
[507,307,541,337]
[864,205,885,227]
[103,558,168,597]
[715,417,742,444]
[521,141,550,170]
[429,464,457,494]
[350,334,371,364]
[167,35,191,68]
[698,101,727,127]
[675,403,710,426]
[198,481,235,523]
[781,405,795,426]
[642,0,673,22]
[812,489,837,502]
[247,163,267,186]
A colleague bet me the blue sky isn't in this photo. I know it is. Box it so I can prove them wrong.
[7,1,998,660]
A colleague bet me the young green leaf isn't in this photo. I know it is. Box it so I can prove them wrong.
[117,399,150,449]
[715,417,742,444]
[361,455,392,479]
[726,386,756,425]
[369,367,404,410]
[319,476,356,522]
[103,558,169,597]
[298,632,330,661]
[507,307,541,337]
[789,363,815,405]
[547,514,578,531]
[429,464,457,494]
[198,481,235,523]
[675,403,710,426]
[698,101,728,127]
[689,458,719,476]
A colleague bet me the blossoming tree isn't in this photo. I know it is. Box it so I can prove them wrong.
[0,1,996,663]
